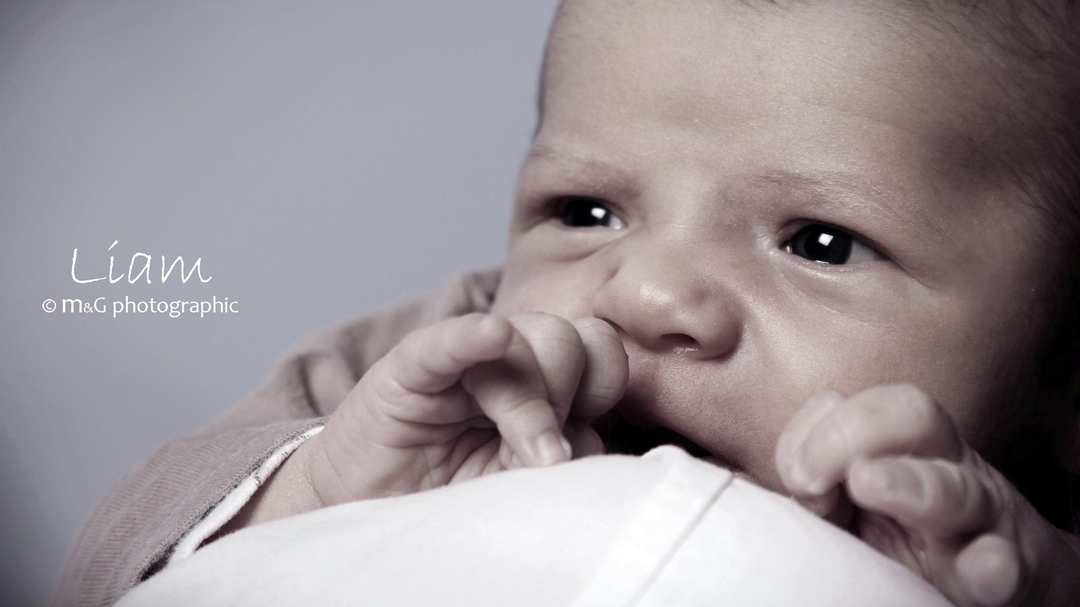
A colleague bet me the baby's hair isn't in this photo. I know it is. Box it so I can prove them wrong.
[996,0,1080,532]
[930,0,1080,267]
[938,1,1080,517]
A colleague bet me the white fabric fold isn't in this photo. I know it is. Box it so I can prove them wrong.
[125,446,952,607]
[167,425,324,566]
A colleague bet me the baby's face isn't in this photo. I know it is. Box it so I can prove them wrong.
[492,0,1052,489]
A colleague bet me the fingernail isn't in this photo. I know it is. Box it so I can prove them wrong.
[790,459,815,491]
[869,460,897,493]
[534,432,572,466]
[506,451,524,470]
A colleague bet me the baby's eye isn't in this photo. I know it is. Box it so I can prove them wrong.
[557,198,627,229]
[784,224,882,265]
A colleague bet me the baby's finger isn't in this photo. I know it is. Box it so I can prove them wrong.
[776,390,845,486]
[569,317,629,422]
[847,456,998,538]
[957,534,1021,607]
[507,313,587,426]
[564,417,606,458]
[384,313,514,395]
[776,391,844,514]
[791,385,965,496]
[461,327,572,468]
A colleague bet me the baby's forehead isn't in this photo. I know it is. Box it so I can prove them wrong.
[547,2,1005,168]
[547,1,988,109]
[548,0,1061,98]
[543,0,1073,214]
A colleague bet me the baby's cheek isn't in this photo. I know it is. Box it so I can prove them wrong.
[774,260,921,327]
[491,274,556,316]
[902,328,1029,447]
[492,289,587,321]
[492,270,598,321]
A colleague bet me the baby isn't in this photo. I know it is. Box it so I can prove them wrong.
[60,1,1080,606]
[216,1,1080,604]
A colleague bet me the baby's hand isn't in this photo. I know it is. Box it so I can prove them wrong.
[305,312,628,506]
[776,385,1080,607]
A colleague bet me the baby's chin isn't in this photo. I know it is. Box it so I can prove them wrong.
[592,411,747,475]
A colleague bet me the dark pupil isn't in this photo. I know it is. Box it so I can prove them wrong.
[561,199,614,227]
[791,225,853,264]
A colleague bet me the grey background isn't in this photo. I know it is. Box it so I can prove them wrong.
[0,1,560,604]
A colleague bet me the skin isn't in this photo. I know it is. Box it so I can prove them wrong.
[223,1,1080,605]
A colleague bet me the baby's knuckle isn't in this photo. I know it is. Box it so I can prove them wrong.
[370,367,407,404]
[810,417,854,460]
[912,464,955,518]
[892,386,940,435]
[583,382,625,404]
[912,486,943,522]
[979,465,1016,519]
[513,310,569,330]
[891,383,932,409]
[571,316,614,336]
[936,463,969,511]
[579,318,625,348]
[498,394,551,425]
[837,403,882,448]
[516,313,583,348]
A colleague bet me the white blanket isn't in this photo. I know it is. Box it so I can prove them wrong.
[118,446,951,606]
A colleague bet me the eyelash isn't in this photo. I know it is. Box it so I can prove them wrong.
[550,197,883,266]
[783,223,883,265]
[551,197,627,229]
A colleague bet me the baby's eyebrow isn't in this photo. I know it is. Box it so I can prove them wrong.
[759,171,892,207]
[526,144,639,199]
[756,170,949,240]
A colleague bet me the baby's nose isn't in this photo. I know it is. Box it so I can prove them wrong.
[590,242,742,360]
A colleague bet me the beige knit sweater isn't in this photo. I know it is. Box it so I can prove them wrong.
[52,268,502,607]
